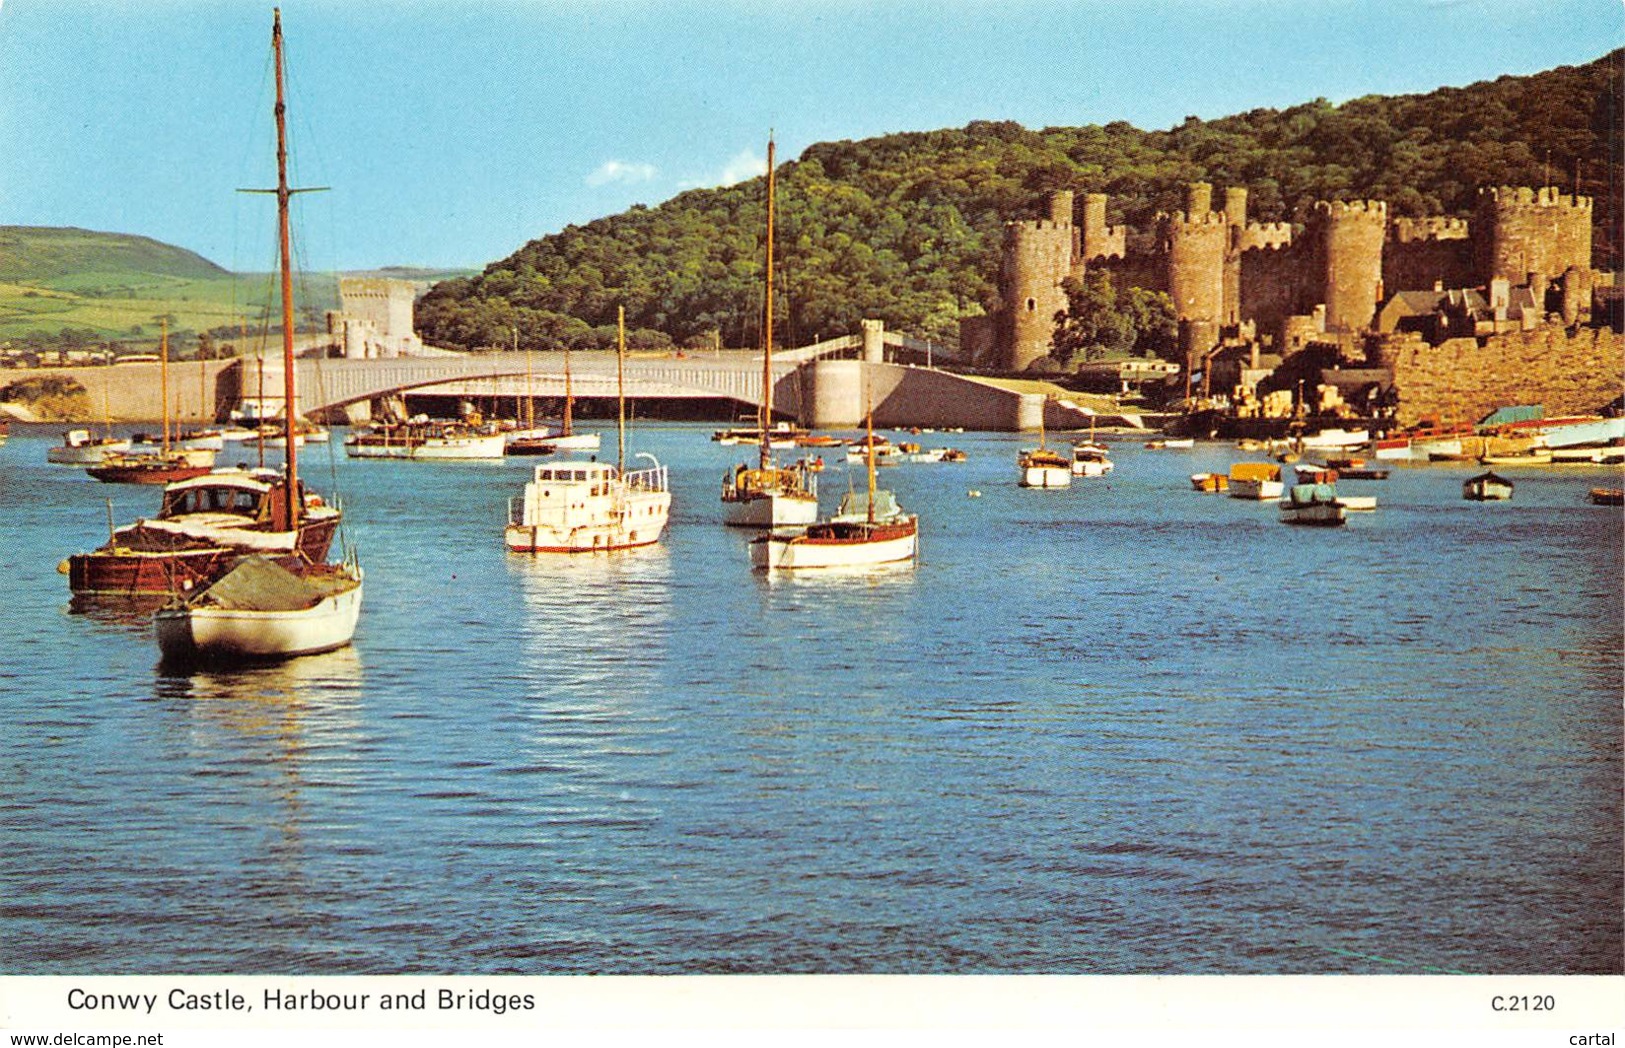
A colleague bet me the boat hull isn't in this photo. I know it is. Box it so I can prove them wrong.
[1279,502,1347,525]
[1020,465,1071,488]
[68,516,340,598]
[155,577,362,663]
[503,492,672,552]
[1228,478,1285,500]
[750,521,918,570]
[722,490,819,528]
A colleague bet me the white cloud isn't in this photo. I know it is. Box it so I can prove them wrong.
[679,148,768,189]
[585,160,658,188]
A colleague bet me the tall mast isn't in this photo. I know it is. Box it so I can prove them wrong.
[758,134,776,471]
[616,305,626,473]
[562,342,574,437]
[160,317,170,454]
[272,8,299,531]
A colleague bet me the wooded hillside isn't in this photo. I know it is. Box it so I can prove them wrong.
[417,49,1623,354]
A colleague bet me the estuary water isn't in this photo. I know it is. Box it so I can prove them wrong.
[0,422,1619,974]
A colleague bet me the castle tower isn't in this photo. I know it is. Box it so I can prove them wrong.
[1313,200,1387,333]
[1000,194,1076,370]
[1474,185,1593,288]
[1080,192,1127,262]
[1222,186,1249,325]
[1160,205,1227,326]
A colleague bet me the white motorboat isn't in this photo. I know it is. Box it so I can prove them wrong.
[47,428,131,465]
[1070,442,1114,477]
[1227,462,1284,500]
[1019,447,1071,488]
[506,307,671,553]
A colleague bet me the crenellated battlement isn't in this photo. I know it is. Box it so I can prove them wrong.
[1313,199,1389,222]
[1391,217,1469,243]
[1479,185,1592,210]
[1006,219,1071,234]
[1239,221,1293,251]
[1156,210,1231,231]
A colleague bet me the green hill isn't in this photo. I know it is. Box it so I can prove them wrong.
[0,226,229,283]
[0,226,471,350]
[416,48,1623,354]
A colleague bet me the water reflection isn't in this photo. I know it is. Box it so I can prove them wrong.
[506,546,673,695]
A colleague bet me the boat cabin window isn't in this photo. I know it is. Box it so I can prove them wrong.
[165,485,262,516]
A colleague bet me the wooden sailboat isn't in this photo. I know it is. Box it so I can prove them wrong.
[542,342,602,451]
[505,306,671,553]
[87,321,216,483]
[155,8,360,663]
[1017,399,1070,488]
[750,402,917,571]
[722,135,819,528]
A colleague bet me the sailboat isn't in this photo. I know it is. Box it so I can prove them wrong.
[86,321,217,483]
[547,342,601,451]
[505,306,671,552]
[722,135,819,528]
[1017,399,1070,488]
[155,8,360,663]
[750,404,917,571]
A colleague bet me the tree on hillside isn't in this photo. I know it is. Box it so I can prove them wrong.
[1052,271,1176,365]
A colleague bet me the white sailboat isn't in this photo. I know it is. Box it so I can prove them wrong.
[544,343,602,452]
[750,406,917,571]
[505,307,671,553]
[156,8,360,665]
[722,135,819,528]
[1018,403,1071,488]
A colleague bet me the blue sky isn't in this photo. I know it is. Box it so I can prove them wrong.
[0,0,1619,272]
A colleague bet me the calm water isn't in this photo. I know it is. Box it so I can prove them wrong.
[1,422,1620,974]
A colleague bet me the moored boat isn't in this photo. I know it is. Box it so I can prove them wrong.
[344,419,506,460]
[1279,481,1347,526]
[156,555,362,664]
[86,450,215,485]
[1070,441,1113,477]
[721,136,819,529]
[47,428,131,465]
[506,307,672,553]
[1463,471,1514,501]
[749,407,917,571]
[1018,447,1071,488]
[1227,462,1283,500]
[66,468,341,600]
[1191,471,1229,493]
[1588,487,1623,506]
[154,10,361,665]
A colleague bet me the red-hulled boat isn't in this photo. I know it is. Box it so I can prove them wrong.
[84,449,215,485]
[66,468,340,601]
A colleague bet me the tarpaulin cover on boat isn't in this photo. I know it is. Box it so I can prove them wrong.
[194,555,323,611]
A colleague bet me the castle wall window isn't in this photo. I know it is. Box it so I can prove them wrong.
[1026,298,1037,312]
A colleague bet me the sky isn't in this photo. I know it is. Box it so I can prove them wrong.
[0,0,1619,273]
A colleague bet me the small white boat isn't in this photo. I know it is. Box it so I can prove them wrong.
[1070,442,1114,477]
[47,428,131,465]
[1019,447,1071,488]
[1145,437,1194,449]
[1334,495,1378,512]
[750,516,918,570]
[1227,462,1283,500]
[721,465,821,528]
[345,420,505,460]
[1301,428,1369,451]
[155,555,362,664]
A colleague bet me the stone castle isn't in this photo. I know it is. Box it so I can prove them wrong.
[961,183,1613,422]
